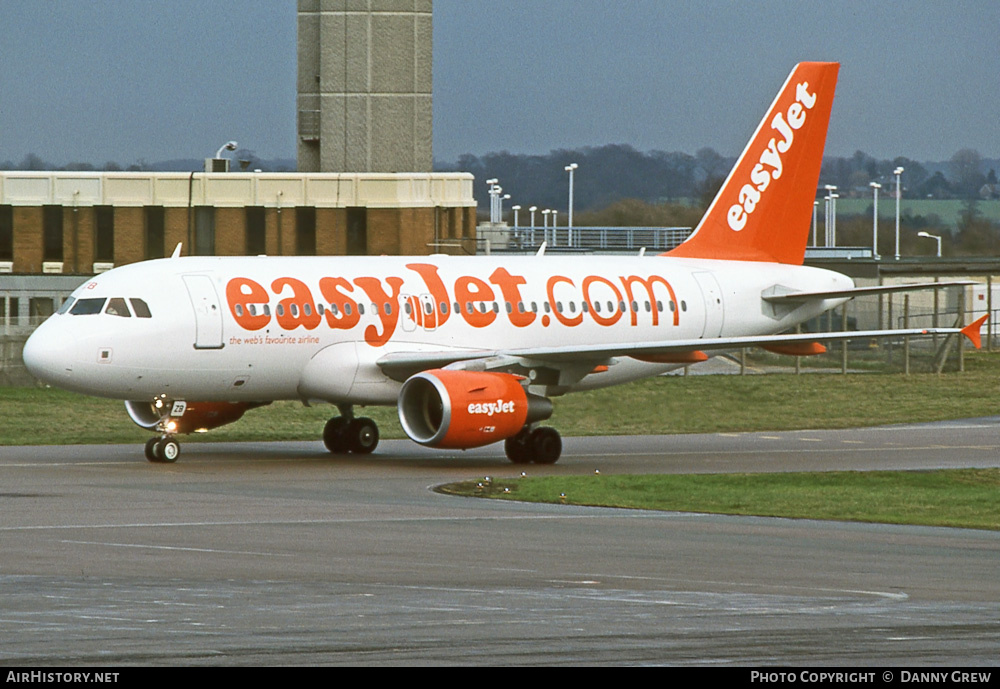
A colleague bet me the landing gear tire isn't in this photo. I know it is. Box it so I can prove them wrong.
[146,436,179,463]
[155,437,180,463]
[349,417,379,454]
[144,437,161,462]
[323,417,352,454]
[504,428,533,464]
[529,427,562,464]
[324,415,379,455]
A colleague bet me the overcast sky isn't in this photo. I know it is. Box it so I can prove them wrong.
[1,1,998,167]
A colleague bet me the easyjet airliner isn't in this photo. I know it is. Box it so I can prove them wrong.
[22,63,985,463]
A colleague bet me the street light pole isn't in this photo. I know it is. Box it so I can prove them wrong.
[812,201,818,247]
[917,231,942,257]
[894,166,904,260]
[823,185,837,247]
[565,163,578,244]
[486,178,498,223]
[870,182,881,259]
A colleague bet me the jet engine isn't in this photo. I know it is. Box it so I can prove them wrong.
[397,369,552,449]
[125,399,267,434]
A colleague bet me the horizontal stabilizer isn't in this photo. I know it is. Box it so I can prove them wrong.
[763,281,977,303]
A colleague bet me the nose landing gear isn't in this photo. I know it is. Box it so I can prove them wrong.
[144,435,180,463]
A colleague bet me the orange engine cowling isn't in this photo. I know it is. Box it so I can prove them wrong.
[125,400,268,434]
[397,369,552,449]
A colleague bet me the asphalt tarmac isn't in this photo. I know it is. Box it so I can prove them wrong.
[1,419,999,666]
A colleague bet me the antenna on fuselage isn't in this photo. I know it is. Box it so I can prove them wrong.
[536,242,547,257]
[170,243,183,259]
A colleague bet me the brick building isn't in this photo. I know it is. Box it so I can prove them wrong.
[0,169,477,330]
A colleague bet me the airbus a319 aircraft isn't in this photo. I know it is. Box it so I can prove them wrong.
[22,62,985,464]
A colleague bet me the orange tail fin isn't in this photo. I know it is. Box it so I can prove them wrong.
[667,62,839,265]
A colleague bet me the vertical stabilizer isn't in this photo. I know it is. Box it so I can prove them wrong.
[667,62,839,264]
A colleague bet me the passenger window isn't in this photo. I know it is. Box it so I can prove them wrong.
[69,298,106,315]
[105,298,131,318]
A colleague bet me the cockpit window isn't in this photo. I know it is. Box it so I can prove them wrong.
[130,298,152,318]
[57,298,75,315]
[69,298,106,315]
[105,298,131,318]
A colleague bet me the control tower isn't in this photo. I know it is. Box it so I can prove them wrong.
[297,1,433,173]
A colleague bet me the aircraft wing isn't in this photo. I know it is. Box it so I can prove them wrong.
[376,315,987,381]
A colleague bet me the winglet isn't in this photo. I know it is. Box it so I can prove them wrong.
[666,62,839,264]
[961,315,989,350]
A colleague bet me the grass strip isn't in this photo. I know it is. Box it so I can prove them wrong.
[438,469,1000,531]
[4,352,1000,446]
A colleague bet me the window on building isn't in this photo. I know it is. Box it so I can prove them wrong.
[145,206,165,260]
[30,298,55,322]
[246,206,266,255]
[95,206,114,263]
[1,297,18,326]
[295,207,316,256]
[194,207,215,256]
[43,206,63,262]
[0,205,12,261]
[346,207,367,256]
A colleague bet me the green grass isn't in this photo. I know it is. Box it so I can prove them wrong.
[4,351,1000,445]
[439,469,1000,531]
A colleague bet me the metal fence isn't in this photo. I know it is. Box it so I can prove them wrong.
[497,226,692,253]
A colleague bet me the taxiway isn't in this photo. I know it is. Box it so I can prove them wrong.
[1,420,999,665]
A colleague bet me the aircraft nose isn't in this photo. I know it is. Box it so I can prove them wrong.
[22,325,74,384]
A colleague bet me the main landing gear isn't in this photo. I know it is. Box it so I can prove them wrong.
[144,435,180,463]
[323,405,379,455]
[504,425,562,464]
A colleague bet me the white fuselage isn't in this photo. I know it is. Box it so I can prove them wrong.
[23,253,852,404]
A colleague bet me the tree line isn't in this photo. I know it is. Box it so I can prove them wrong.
[435,145,1000,213]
